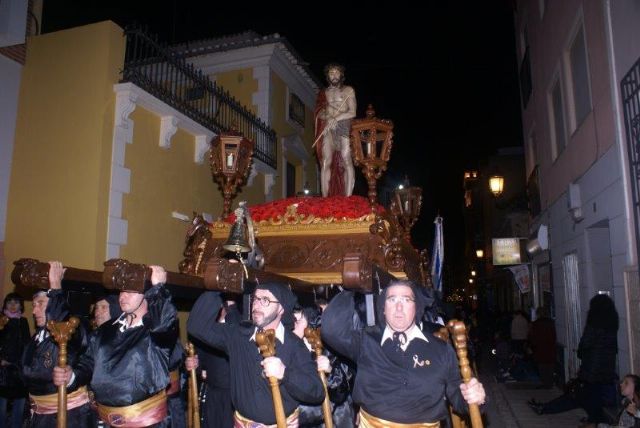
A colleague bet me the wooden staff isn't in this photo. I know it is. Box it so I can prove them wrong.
[47,317,80,428]
[185,342,201,428]
[255,330,286,428]
[447,320,483,428]
[304,327,333,428]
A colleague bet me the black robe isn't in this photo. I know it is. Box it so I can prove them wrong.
[167,337,186,428]
[187,291,324,425]
[0,316,30,398]
[21,290,94,428]
[321,291,469,424]
[193,304,240,428]
[73,285,177,427]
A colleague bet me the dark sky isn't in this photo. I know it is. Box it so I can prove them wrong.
[41,1,523,264]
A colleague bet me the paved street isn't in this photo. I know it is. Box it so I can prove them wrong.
[481,376,587,427]
[476,349,588,427]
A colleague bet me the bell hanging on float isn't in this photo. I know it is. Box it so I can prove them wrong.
[223,219,251,253]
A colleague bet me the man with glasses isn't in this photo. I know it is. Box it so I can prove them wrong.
[187,283,324,427]
[322,280,486,427]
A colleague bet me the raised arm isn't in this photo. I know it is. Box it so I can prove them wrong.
[143,285,178,350]
[187,291,229,353]
[320,290,362,362]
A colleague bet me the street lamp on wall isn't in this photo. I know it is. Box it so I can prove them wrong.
[489,174,505,197]
[475,249,484,258]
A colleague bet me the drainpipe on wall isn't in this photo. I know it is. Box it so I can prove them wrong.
[603,0,637,267]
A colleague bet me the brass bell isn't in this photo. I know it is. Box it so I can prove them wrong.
[223,219,251,253]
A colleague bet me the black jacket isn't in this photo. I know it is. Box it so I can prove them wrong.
[577,325,617,383]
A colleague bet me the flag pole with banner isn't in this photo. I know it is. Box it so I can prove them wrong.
[431,216,444,294]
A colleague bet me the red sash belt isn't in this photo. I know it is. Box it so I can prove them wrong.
[166,369,180,396]
[29,386,90,415]
[96,390,167,428]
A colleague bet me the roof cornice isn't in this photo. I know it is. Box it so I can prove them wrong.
[183,40,319,109]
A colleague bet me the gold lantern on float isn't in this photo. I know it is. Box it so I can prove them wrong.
[350,104,394,210]
[209,131,255,218]
[390,179,422,241]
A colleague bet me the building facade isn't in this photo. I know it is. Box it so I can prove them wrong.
[514,0,640,379]
[1,21,320,303]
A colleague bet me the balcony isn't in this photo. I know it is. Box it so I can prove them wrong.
[120,27,277,169]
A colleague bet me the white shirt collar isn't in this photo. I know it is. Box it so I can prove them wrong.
[381,324,428,351]
[250,322,285,344]
[35,328,49,344]
[114,312,144,332]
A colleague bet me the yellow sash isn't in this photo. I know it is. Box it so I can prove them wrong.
[359,409,440,428]
[29,386,90,415]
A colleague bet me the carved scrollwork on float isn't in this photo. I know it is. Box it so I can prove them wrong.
[202,258,244,294]
[179,213,213,276]
[11,258,51,289]
[418,249,431,287]
[268,244,310,269]
[342,253,373,292]
[103,259,149,293]
[369,213,405,272]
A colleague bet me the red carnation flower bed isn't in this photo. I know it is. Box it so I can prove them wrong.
[225,195,384,223]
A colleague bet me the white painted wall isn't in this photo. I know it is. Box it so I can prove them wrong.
[549,145,631,375]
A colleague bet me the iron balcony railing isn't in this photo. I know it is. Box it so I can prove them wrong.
[121,27,277,169]
[621,56,640,264]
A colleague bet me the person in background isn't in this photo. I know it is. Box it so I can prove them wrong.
[91,293,120,329]
[528,294,619,425]
[293,305,355,428]
[528,306,556,388]
[192,299,239,428]
[590,374,640,428]
[0,293,30,428]
[510,310,529,356]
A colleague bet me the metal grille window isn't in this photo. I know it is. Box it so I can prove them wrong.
[622,57,640,267]
[562,252,582,379]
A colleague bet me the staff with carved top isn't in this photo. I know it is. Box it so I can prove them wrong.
[256,329,287,428]
[322,280,486,428]
[187,282,324,428]
[185,342,201,428]
[47,317,79,428]
[303,327,333,428]
[447,321,483,428]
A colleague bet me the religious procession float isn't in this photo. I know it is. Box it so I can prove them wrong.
[10,103,483,428]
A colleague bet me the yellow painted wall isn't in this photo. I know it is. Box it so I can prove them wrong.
[3,21,125,293]
[270,72,318,196]
[215,68,258,116]
[123,107,267,342]
[121,108,219,267]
